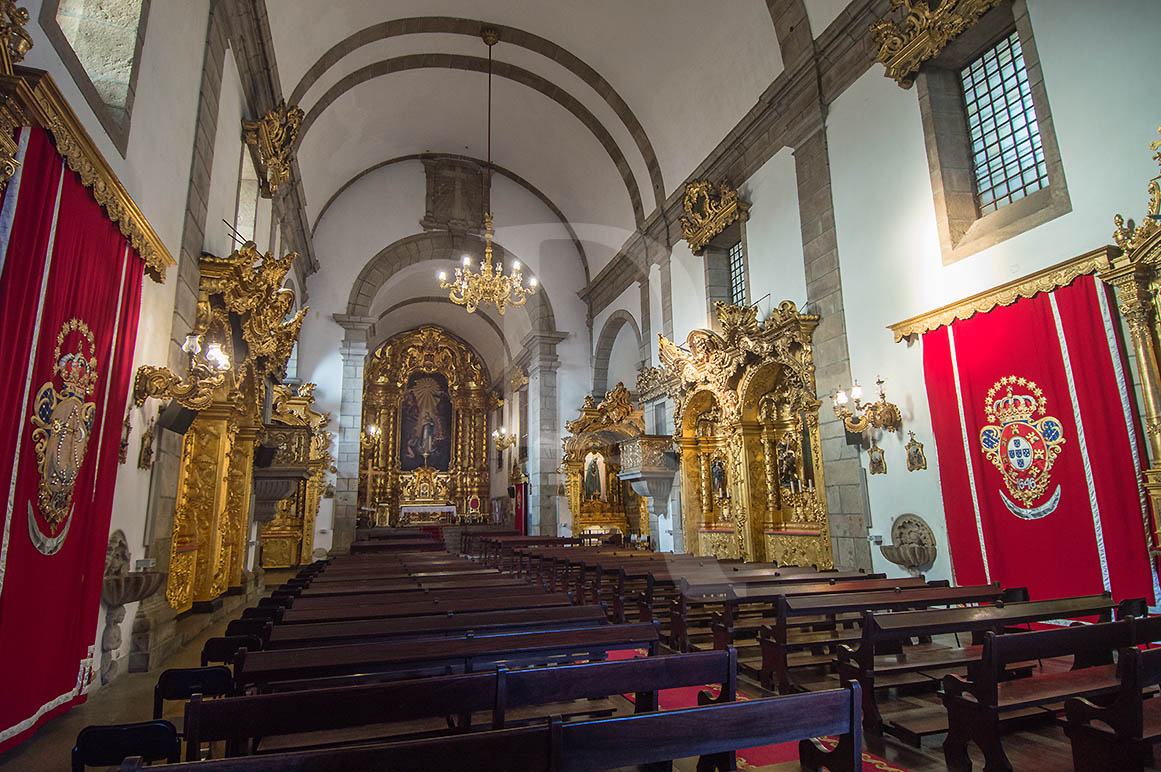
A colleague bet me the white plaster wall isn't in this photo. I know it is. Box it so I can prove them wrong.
[805,0,850,36]
[827,0,1161,581]
[670,240,709,345]
[741,147,808,316]
[204,51,246,261]
[606,324,641,392]
[591,283,641,359]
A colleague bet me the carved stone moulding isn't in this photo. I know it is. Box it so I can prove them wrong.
[879,513,938,574]
[680,180,750,256]
[870,0,1003,89]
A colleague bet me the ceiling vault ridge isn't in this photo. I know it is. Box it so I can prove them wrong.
[286,15,664,209]
[293,53,645,227]
[310,152,591,285]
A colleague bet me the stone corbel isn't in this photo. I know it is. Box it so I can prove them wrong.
[252,467,308,524]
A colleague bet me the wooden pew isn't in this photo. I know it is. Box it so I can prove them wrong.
[291,575,526,599]
[234,622,662,692]
[125,680,862,772]
[837,593,1113,742]
[265,605,611,649]
[1064,643,1161,772]
[942,619,1133,772]
[349,538,444,553]
[285,583,540,611]
[183,650,735,759]
[759,582,1004,692]
[277,591,573,625]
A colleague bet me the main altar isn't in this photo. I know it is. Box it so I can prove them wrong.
[358,326,495,526]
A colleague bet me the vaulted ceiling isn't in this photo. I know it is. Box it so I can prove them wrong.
[269,2,785,277]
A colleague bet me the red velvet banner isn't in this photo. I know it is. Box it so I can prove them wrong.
[0,127,145,750]
[922,275,1157,604]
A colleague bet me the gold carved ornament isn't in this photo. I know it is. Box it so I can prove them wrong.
[680,180,750,256]
[870,0,1003,89]
[440,213,537,314]
[242,99,303,197]
[509,367,529,392]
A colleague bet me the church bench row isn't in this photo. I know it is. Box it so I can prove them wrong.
[184,649,735,759]
[942,615,1161,772]
[281,582,545,611]
[834,593,1116,743]
[757,582,1006,692]
[480,536,584,571]
[233,622,662,693]
[123,681,862,772]
[349,538,445,554]
[460,528,519,556]
[288,574,528,600]
[276,590,574,625]
[1064,642,1161,772]
[264,605,611,649]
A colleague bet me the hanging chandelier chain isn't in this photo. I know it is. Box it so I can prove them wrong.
[437,26,538,316]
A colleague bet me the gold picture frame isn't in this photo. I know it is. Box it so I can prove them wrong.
[868,439,887,475]
[905,431,927,472]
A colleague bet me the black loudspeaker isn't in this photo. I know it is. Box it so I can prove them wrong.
[254,445,278,468]
[507,486,516,499]
[157,400,197,435]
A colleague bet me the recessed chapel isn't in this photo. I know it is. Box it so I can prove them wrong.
[1,2,1160,770]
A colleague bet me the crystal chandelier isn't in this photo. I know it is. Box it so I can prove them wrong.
[438,27,537,315]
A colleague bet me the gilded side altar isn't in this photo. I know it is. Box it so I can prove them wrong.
[643,301,833,567]
[560,383,646,537]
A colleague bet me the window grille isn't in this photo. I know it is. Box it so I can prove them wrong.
[960,31,1048,215]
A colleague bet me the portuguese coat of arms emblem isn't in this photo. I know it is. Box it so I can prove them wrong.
[28,318,99,554]
[978,375,1065,520]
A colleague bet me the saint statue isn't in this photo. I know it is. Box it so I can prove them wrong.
[584,454,603,500]
[711,458,728,500]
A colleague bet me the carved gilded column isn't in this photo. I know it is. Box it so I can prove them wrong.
[186,407,233,609]
[224,424,261,588]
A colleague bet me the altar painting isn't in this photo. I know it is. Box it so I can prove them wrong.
[583,452,607,500]
[400,372,452,471]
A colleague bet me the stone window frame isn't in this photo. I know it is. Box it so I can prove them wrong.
[916,0,1070,266]
[702,219,750,323]
[38,0,152,157]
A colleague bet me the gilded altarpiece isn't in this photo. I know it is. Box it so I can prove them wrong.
[561,384,646,536]
[135,243,305,613]
[260,384,333,568]
[645,301,833,566]
[360,327,492,523]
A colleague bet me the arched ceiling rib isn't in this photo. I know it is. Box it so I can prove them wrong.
[288,17,665,210]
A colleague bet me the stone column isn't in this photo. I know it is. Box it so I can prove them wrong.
[637,278,652,371]
[793,127,872,571]
[332,314,374,553]
[519,330,566,535]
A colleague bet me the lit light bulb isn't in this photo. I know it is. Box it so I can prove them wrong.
[492,430,499,439]
[181,333,202,358]
[438,271,447,281]
[835,390,849,406]
[529,277,538,287]
[512,259,521,271]
[850,381,863,401]
[462,255,472,266]
[205,342,230,372]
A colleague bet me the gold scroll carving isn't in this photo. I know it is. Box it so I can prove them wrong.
[360,326,493,525]
[139,243,304,612]
[260,384,333,568]
[242,99,303,198]
[680,180,750,256]
[645,301,832,566]
[1099,125,1161,560]
[870,0,1003,89]
[561,383,647,537]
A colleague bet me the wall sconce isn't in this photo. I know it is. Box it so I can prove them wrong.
[833,376,901,433]
[133,332,229,411]
[492,427,517,452]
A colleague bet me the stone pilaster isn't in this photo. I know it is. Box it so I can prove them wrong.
[793,128,872,571]
[332,314,374,553]
[637,278,652,370]
[518,330,567,535]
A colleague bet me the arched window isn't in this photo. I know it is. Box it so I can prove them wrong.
[40,0,150,155]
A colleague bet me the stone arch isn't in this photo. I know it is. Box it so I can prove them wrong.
[592,309,642,397]
[312,153,591,284]
[288,16,665,209]
[765,0,813,69]
[297,54,645,225]
[370,296,515,365]
[345,230,557,333]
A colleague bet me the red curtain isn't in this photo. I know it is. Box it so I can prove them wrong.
[922,274,1157,604]
[0,127,145,750]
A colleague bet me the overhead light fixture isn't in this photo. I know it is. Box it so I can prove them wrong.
[438,27,537,315]
[833,376,901,433]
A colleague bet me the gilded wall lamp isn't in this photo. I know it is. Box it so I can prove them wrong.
[133,333,230,412]
[492,427,517,452]
[832,376,901,433]
[436,28,537,315]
